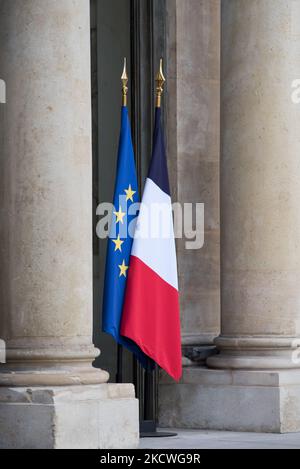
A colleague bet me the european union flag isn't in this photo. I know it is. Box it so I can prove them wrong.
[102,106,149,367]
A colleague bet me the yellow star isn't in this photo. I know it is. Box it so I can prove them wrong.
[124,184,136,202]
[118,259,129,277]
[113,206,126,224]
[112,234,124,252]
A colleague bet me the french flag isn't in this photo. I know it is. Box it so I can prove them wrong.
[121,108,182,381]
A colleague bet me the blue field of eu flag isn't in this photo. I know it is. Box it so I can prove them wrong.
[102,106,149,367]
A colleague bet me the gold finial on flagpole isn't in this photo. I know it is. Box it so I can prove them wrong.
[155,58,166,108]
[121,58,128,107]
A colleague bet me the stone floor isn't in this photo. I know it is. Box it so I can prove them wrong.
[139,429,300,449]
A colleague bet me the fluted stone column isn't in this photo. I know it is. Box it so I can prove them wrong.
[166,0,221,364]
[0,0,138,449]
[208,0,300,370]
[178,0,221,365]
[158,0,221,426]
[159,0,300,433]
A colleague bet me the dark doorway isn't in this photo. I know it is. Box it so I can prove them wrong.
[91,0,166,423]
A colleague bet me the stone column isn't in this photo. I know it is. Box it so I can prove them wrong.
[0,0,138,448]
[159,0,300,433]
[208,0,300,370]
[166,0,221,365]
[158,0,221,427]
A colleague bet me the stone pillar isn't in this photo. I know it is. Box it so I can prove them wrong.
[159,0,300,433]
[166,0,221,364]
[208,0,300,370]
[158,0,221,427]
[0,0,138,448]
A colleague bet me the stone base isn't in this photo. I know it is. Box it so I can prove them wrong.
[158,367,300,433]
[0,383,139,449]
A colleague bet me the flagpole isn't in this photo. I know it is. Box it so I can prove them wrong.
[155,58,165,109]
[143,57,166,432]
[121,57,128,107]
[140,59,176,438]
[116,58,128,384]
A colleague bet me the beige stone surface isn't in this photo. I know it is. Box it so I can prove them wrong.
[166,0,221,349]
[159,0,300,434]
[0,384,139,449]
[159,368,300,433]
[140,428,300,449]
[208,0,300,369]
[0,0,106,385]
[0,0,139,449]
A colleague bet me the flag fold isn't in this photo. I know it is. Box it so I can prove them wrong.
[102,106,149,368]
[121,108,182,381]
